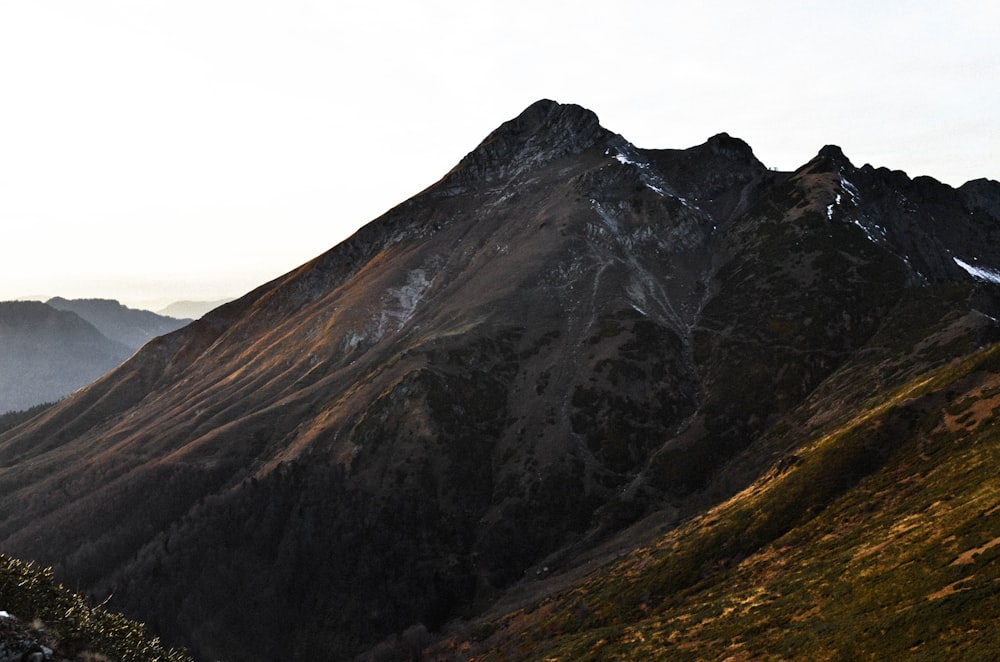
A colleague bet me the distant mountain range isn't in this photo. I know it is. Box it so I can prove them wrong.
[0,299,189,414]
[0,100,998,660]
[47,297,192,349]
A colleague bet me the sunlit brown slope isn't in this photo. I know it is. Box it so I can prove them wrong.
[426,342,1000,661]
[0,100,999,661]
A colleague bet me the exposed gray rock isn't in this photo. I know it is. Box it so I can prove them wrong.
[0,612,56,662]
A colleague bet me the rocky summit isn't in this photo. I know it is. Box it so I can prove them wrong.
[0,100,998,661]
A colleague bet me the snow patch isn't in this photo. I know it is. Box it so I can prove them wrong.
[841,176,860,203]
[610,145,679,199]
[826,193,842,220]
[852,219,883,244]
[829,174,886,243]
[954,257,1000,285]
[828,172,860,220]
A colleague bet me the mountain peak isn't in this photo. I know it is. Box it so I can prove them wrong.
[442,99,609,186]
[704,132,760,165]
[796,144,854,176]
[512,98,601,133]
[959,178,1000,218]
[817,144,851,164]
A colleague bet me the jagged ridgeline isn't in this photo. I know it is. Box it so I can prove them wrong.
[0,100,998,660]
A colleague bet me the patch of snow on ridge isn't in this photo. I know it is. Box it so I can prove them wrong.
[828,173,886,244]
[841,175,860,204]
[849,215,887,244]
[954,257,1000,285]
[607,143,678,200]
[828,172,861,221]
[852,219,879,243]
[827,193,842,220]
[646,182,669,196]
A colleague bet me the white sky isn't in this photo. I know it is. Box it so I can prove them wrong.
[1,1,998,309]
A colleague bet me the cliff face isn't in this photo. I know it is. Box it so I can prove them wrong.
[0,100,998,661]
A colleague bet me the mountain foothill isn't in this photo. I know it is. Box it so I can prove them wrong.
[0,100,998,661]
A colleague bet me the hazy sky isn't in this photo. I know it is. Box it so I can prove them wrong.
[1,1,997,309]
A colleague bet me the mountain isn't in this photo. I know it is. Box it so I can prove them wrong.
[0,299,190,415]
[158,299,232,320]
[46,297,191,349]
[0,100,998,660]
[0,301,132,414]
[426,341,1000,660]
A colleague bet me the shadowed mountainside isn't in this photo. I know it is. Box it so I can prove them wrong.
[0,100,998,660]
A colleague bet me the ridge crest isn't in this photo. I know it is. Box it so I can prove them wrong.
[442,99,609,186]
